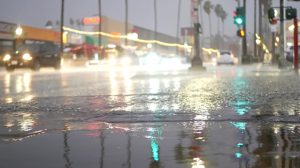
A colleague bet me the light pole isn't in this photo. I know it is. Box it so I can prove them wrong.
[176,0,181,55]
[154,0,157,52]
[279,0,285,68]
[125,0,128,46]
[60,0,65,56]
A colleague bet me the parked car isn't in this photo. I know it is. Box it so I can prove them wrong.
[216,50,236,65]
[3,41,61,71]
[286,46,300,63]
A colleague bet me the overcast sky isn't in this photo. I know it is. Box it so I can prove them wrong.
[0,0,300,38]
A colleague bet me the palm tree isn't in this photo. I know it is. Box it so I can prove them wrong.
[45,20,53,29]
[69,18,74,26]
[220,9,227,38]
[214,4,222,35]
[203,1,213,48]
[76,19,82,29]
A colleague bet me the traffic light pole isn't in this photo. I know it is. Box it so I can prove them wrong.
[191,23,203,67]
[242,0,248,64]
[190,0,205,70]
[294,14,298,73]
[279,0,285,68]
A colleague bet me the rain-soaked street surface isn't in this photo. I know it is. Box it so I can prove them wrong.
[1,64,300,168]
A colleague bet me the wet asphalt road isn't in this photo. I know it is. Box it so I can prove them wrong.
[1,64,300,168]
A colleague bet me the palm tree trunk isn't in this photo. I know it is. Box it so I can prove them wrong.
[222,21,224,38]
[209,14,212,48]
[200,3,204,32]
[217,18,220,35]
[200,2,204,47]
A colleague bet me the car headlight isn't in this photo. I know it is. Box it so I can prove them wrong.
[22,53,32,61]
[3,54,11,62]
[109,57,117,65]
[121,57,131,65]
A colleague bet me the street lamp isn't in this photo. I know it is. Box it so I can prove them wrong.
[127,33,138,40]
[15,26,23,37]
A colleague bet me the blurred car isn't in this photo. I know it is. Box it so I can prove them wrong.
[286,46,300,63]
[3,42,61,71]
[101,55,138,67]
[0,39,14,66]
[139,52,161,66]
[86,53,101,66]
[216,50,236,65]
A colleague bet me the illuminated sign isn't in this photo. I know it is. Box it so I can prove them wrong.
[83,17,102,25]
[0,22,16,34]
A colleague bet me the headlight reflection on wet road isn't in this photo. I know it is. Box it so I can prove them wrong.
[4,112,37,132]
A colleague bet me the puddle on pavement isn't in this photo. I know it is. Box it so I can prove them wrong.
[1,121,300,168]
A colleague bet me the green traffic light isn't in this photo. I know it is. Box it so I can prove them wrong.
[234,7,245,26]
[234,17,244,25]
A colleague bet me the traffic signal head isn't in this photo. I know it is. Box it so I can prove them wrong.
[237,29,245,38]
[234,7,245,26]
[286,7,297,20]
[194,23,202,34]
[268,8,278,25]
[234,17,244,25]
[268,8,276,19]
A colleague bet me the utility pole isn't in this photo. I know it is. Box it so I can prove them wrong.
[98,0,102,48]
[176,0,181,56]
[190,0,205,70]
[60,0,65,56]
[125,0,128,46]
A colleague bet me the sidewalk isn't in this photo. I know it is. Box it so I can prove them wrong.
[252,63,293,73]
